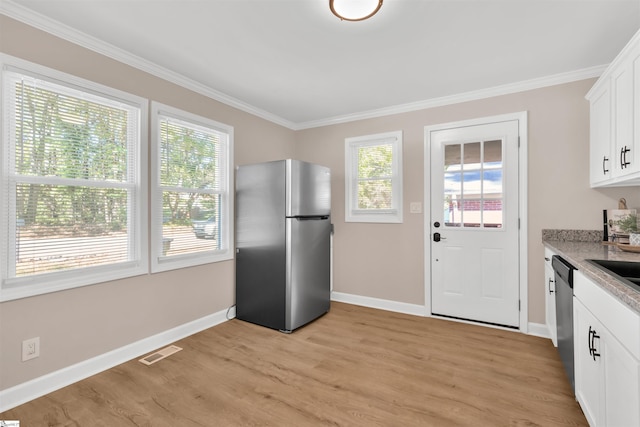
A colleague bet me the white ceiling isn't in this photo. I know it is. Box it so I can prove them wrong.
[3,0,640,129]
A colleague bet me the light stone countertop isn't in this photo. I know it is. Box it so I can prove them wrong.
[542,238,640,314]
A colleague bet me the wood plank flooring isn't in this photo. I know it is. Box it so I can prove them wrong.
[1,302,587,426]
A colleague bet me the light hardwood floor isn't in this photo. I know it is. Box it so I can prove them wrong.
[1,302,587,426]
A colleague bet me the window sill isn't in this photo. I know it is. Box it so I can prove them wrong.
[345,211,403,224]
[1,262,148,302]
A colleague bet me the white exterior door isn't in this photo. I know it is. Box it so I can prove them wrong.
[428,118,520,328]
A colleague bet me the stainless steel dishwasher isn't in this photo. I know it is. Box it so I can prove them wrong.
[552,255,576,392]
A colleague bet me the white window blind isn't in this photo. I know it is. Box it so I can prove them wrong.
[355,143,394,210]
[345,131,403,223]
[1,59,146,301]
[151,103,233,272]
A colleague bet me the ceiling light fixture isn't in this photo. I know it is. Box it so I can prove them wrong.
[329,0,383,22]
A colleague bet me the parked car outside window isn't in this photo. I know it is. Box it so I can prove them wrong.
[192,216,217,239]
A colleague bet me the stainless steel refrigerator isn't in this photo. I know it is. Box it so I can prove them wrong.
[235,159,331,333]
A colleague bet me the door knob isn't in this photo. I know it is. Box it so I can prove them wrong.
[433,232,446,242]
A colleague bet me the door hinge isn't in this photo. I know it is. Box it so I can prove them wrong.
[518,300,521,311]
[518,218,520,229]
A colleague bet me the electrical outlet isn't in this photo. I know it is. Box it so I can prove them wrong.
[22,337,40,361]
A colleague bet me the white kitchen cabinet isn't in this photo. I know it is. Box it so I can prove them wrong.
[589,82,612,185]
[587,29,640,187]
[632,45,640,175]
[574,300,604,425]
[574,271,640,426]
[612,45,638,178]
[544,247,557,346]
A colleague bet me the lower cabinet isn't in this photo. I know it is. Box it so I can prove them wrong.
[544,248,557,346]
[574,271,640,427]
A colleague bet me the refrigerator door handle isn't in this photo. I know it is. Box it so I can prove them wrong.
[294,216,330,221]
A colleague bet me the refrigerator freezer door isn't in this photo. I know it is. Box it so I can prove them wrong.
[286,160,331,217]
[236,161,287,221]
[285,217,331,331]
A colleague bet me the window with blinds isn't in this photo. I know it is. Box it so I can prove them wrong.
[344,131,403,223]
[1,58,147,301]
[150,102,234,272]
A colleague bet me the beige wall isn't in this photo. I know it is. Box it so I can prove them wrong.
[3,14,640,395]
[295,80,640,324]
[0,16,295,390]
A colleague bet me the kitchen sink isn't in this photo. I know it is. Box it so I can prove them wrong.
[585,259,640,291]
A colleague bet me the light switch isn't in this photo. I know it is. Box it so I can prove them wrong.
[410,202,422,214]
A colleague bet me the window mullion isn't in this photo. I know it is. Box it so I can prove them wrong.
[357,176,393,182]
[160,185,222,195]
[11,175,136,189]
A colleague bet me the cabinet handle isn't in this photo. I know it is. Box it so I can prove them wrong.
[548,278,554,294]
[589,326,601,361]
[621,146,631,169]
[603,156,609,174]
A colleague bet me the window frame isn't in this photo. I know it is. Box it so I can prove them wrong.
[0,54,148,302]
[344,130,403,223]
[150,102,234,273]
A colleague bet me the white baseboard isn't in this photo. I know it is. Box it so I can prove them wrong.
[331,291,426,316]
[0,306,236,413]
[527,322,552,340]
[331,292,554,343]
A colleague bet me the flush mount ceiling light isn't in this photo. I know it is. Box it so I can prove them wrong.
[330,0,384,22]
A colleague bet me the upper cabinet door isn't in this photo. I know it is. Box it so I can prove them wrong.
[587,29,640,187]
[589,82,613,186]
[612,50,635,178]
[632,47,640,176]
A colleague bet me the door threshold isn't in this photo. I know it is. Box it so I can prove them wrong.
[432,313,519,331]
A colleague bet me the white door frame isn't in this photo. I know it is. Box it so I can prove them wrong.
[423,111,529,333]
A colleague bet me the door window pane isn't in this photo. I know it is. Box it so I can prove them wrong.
[443,171,461,227]
[483,169,503,193]
[484,139,502,165]
[483,198,503,228]
[442,140,504,229]
[463,142,481,170]
[461,198,482,227]
[444,144,462,227]
[444,144,461,169]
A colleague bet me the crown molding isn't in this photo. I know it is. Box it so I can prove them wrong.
[0,2,297,130]
[1,1,605,132]
[294,65,605,130]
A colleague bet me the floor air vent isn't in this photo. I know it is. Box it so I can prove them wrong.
[139,345,182,366]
